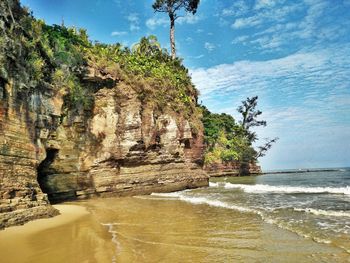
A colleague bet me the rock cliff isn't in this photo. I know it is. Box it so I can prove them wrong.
[204,161,262,177]
[0,0,208,229]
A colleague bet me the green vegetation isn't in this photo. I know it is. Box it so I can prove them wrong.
[0,4,198,118]
[0,1,275,168]
[152,0,200,59]
[202,96,278,165]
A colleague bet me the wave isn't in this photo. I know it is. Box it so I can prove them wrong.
[151,192,260,214]
[209,182,219,187]
[220,183,350,195]
[294,208,350,217]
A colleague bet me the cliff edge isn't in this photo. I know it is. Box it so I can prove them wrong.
[0,0,208,229]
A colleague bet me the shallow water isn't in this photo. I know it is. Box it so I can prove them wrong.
[1,169,349,262]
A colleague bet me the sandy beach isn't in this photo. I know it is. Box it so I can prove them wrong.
[1,194,349,263]
[0,204,114,263]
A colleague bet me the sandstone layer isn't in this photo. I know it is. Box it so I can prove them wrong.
[204,161,261,177]
[0,0,208,229]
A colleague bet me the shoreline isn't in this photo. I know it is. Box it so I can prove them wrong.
[261,168,344,174]
[0,204,89,236]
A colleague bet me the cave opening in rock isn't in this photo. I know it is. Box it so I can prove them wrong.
[37,148,59,200]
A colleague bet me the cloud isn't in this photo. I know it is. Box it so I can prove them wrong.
[231,0,349,52]
[146,17,168,29]
[204,42,216,52]
[126,13,140,31]
[232,35,249,44]
[191,54,205,59]
[220,0,249,17]
[146,13,201,30]
[231,2,301,29]
[191,44,350,169]
[190,44,350,107]
[177,13,201,24]
[254,0,278,10]
[186,37,194,43]
[232,16,263,29]
[111,31,128,36]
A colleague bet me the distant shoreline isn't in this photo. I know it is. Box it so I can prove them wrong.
[262,168,346,175]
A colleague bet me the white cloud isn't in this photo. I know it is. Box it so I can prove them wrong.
[111,31,128,36]
[146,13,201,30]
[231,2,301,29]
[146,17,168,29]
[126,13,140,31]
[127,13,139,23]
[232,1,348,51]
[190,45,350,98]
[204,42,216,52]
[190,44,350,169]
[232,16,262,29]
[177,13,201,24]
[254,0,277,10]
[221,0,249,17]
[186,37,194,43]
[232,35,249,44]
[194,54,204,59]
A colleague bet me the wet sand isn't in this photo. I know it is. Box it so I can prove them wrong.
[0,198,349,263]
[0,204,114,263]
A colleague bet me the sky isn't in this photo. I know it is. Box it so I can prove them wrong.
[20,0,350,170]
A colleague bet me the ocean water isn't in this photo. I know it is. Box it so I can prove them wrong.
[1,169,349,262]
[156,168,350,254]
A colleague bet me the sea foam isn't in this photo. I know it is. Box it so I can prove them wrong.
[152,192,260,214]
[222,183,350,195]
[294,208,350,217]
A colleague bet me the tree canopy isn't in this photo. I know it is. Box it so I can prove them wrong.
[202,97,278,166]
[152,0,200,59]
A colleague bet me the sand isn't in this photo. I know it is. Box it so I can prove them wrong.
[0,204,114,263]
[1,199,348,263]
[0,205,89,237]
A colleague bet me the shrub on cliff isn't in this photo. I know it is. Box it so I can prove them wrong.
[202,97,277,165]
[0,2,200,122]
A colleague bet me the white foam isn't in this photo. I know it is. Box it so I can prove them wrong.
[209,182,219,187]
[223,183,350,195]
[101,223,121,261]
[152,192,260,214]
[151,192,182,198]
[294,208,350,218]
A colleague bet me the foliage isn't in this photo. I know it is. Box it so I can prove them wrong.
[1,4,199,120]
[202,97,277,165]
[237,96,266,143]
[86,35,197,117]
[152,0,200,59]
[152,0,200,14]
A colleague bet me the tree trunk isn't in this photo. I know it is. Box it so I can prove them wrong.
[169,12,176,59]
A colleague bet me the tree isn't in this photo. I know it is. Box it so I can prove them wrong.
[256,138,279,158]
[152,0,200,59]
[132,35,161,56]
[237,96,266,143]
[237,96,278,159]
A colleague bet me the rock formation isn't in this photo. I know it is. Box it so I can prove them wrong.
[204,161,261,177]
[0,0,208,229]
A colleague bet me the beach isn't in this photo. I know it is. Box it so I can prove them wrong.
[1,173,349,263]
[0,204,114,263]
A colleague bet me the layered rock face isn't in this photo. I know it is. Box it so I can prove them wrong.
[204,161,261,177]
[0,0,208,229]
[0,76,208,228]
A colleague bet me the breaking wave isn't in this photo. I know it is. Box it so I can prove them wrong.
[218,183,350,195]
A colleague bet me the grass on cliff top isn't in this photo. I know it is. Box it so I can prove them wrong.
[0,4,199,120]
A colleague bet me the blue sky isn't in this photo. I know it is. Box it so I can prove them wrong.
[21,0,350,170]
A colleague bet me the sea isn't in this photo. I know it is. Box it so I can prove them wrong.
[158,168,350,253]
[1,168,349,262]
